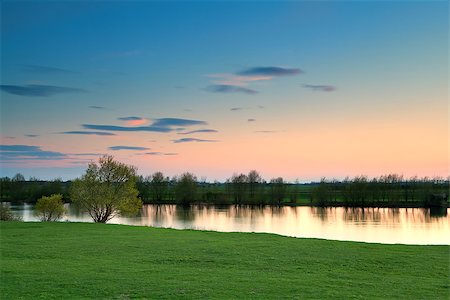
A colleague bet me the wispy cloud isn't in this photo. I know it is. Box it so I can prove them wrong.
[152,118,206,127]
[255,130,277,133]
[22,65,76,74]
[172,138,219,143]
[207,73,272,87]
[89,105,107,110]
[0,84,87,97]
[206,85,258,94]
[303,84,336,92]
[70,153,102,156]
[118,116,149,126]
[60,131,116,136]
[25,134,39,138]
[177,129,218,135]
[205,66,301,94]
[248,119,256,122]
[0,144,66,160]
[83,124,172,132]
[83,118,207,133]
[237,66,302,77]
[230,107,247,111]
[109,146,150,151]
[144,152,178,156]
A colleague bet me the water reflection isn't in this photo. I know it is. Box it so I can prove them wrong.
[9,204,450,245]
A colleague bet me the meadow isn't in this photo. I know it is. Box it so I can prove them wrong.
[1,222,448,299]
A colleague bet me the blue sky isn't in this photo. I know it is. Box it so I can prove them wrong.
[1,1,448,181]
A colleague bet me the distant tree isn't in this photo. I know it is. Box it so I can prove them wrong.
[12,173,25,182]
[230,173,248,204]
[312,178,331,207]
[150,171,169,203]
[35,194,66,221]
[247,170,262,204]
[269,177,286,205]
[70,155,142,223]
[175,172,198,206]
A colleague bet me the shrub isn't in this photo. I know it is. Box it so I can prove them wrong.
[0,203,21,221]
[35,194,66,221]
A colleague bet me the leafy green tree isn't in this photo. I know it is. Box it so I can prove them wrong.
[269,177,286,205]
[0,203,21,221]
[229,173,248,204]
[70,155,142,223]
[175,172,198,206]
[150,171,169,203]
[247,170,262,204]
[312,178,332,207]
[35,194,66,221]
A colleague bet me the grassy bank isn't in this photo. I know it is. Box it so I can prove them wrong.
[1,222,448,299]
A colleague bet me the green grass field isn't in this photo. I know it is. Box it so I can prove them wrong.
[1,222,448,299]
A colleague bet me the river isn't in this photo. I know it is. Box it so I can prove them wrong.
[9,204,449,245]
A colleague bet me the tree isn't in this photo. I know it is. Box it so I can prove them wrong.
[0,203,21,221]
[247,170,262,203]
[150,171,169,203]
[70,155,142,223]
[175,172,197,206]
[35,194,66,221]
[229,173,248,204]
[269,177,286,205]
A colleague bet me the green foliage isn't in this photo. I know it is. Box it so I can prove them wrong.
[150,172,169,203]
[229,173,248,204]
[70,155,142,223]
[312,178,332,206]
[175,172,198,206]
[269,177,286,205]
[0,203,21,221]
[35,194,66,222]
[1,222,448,299]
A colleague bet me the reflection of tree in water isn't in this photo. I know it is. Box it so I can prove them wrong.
[227,205,262,219]
[422,207,448,219]
[268,205,284,217]
[175,205,196,222]
[140,204,177,224]
[67,203,86,217]
[429,207,448,218]
[342,207,385,223]
[310,207,331,222]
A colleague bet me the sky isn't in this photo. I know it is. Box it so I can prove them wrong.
[0,0,448,182]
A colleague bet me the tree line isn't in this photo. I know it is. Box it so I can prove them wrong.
[2,170,448,208]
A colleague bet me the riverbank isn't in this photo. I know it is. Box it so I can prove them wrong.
[1,222,448,299]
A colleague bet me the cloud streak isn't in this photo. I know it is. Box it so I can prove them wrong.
[303,84,336,92]
[89,105,107,110]
[83,117,207,133]
[118,116,148,126]
[237,66,302,77]
[205,66,302,94]
[206,85,257,94]
[109,146,150,151]
[144,152,178,156]
[60,131,116,136]
[0,144,66,160]
[177,129,218,135]
[0,84,87,97]
[172,138,219,143]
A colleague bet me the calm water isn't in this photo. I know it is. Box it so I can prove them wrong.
[10,204,450,245]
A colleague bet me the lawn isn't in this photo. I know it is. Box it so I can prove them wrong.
[1,222,448,299]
